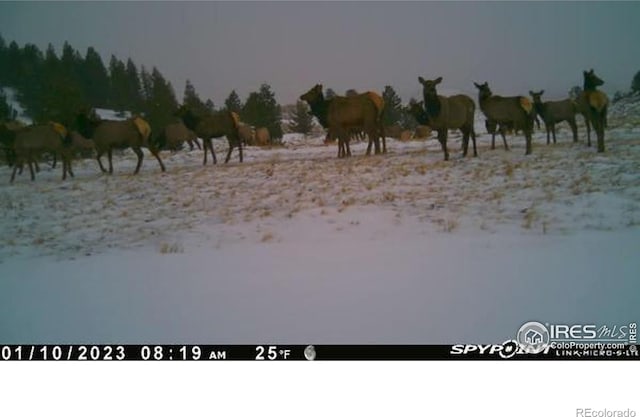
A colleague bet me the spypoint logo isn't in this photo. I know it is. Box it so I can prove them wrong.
[517,321,551,353]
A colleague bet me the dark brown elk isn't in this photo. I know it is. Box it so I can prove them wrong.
[474,82,536,155]
[300,84,385,158]
[418,76,477,160]
[575,69,609,152]
[0,120,24,167]
[68,131,96,158]
[9,122,73,183]
[154,121,200,151]
[175,105,242,164]
[75,111,165,174]
[484,119,511,150]
[529,90,578,144]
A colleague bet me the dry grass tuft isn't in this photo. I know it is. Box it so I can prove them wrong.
[159,242,184,254]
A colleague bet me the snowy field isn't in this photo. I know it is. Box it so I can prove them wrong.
[1,112,639,344]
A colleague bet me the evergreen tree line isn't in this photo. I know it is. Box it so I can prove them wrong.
[0,36,284,142]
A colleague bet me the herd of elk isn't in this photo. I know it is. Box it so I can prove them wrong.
[1,69,612,183]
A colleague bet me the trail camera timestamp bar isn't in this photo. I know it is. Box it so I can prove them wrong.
[1,344,638,361]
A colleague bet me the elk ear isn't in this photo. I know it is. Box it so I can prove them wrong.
[418,76,426,85]
[473,82,481,88]
[540,89,545,95]
[529,90,534,96]
[434,77,442,84]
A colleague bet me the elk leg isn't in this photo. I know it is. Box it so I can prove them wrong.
[381,126,387,153]
[34,160,40,173]
[10,164,18,183]
[552,124,557,144]
[461,130,469,157]
[51,154,57,169]
[546,125,550,145]
[132,147,144,174]
[202,138,209,165]
[224,144,233,164]
[491,132,496,150]
[152,149,166,172]
[570,119,578,143]
[238,139,243,163]
[525,129,533,155]
[210,139,217,164]
[500,126,509,150]
[28,159,36,181]
[67,157,75,178]
[438,130,449,161]
[595,111,605,153]
[96,150,108,173]
[471,129,478,157]
[585,117,591,147]
[107,149,115,174]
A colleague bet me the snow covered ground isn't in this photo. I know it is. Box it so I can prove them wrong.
[1,114,639,344]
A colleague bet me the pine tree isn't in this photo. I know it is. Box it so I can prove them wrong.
[289,100,314,135]
[241,83,282,142]
[0,35,8,86]
[224,90,242,113]
[569,86,582,100]
[40,42,86,125]
[183,79,208,115]
[205,99,215,113]
[143,67,179,131]
[5,41,21,86]
[16,43,45,118]
[631,70,640,94]
[109,55,129,113]
[140,65,153,104]
[382,85,402,126]
[82,47,110,107]
[399,100,419,130]
[0,89,13,120]
[125,58,143,113]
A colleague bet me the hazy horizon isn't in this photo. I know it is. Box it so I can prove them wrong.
[1,1,639,106]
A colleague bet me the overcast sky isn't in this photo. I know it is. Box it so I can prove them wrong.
[1,1,639,105]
